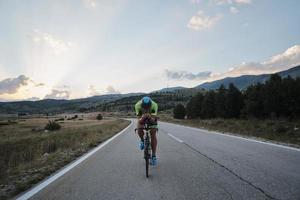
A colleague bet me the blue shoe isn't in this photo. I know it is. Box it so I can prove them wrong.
[139,141,144,150]
[150,156,157,166]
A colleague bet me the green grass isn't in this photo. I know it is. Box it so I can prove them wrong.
[0,116,130,200]
[160,114,300,147]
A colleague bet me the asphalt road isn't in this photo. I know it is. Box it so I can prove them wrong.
[20,120,300,200]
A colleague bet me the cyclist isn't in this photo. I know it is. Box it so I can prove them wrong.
[135,96,158,166]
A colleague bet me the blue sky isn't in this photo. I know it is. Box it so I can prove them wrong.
[0,0,300,101]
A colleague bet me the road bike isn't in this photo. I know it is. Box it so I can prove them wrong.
[135,120,158,178]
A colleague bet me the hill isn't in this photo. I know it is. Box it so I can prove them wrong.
[1,65,300,114]
[0,93,143,114]
[152,86,187,93]
[196,65,300,90]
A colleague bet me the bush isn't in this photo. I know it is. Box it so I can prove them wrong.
[68,115,78,120]
[96,113,103,120]
[45,120,61,131]
[276,125,288,133]
[0,121,9,126]
[54,118,64,122]
[173,104,186,119]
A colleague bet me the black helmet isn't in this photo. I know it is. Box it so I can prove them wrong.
[141,96,152,109]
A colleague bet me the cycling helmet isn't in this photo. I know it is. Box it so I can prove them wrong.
[141,96,152,109]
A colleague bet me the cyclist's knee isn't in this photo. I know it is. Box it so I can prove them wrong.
[150,129,155,132]
[150,131,157,139]
[150,129,157,134]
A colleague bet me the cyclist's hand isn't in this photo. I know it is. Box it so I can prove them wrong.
[139,117,145,124]
[139,114,148,124]
[142,113,150,120]
[145,113,151,118]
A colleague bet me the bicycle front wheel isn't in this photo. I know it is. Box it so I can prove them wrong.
[145,156,149,178]
[144,141,150,178]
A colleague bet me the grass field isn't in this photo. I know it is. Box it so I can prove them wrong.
[160,114,300,148]
[0,114,130,200]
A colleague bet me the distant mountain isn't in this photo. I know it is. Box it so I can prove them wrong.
[197,74,270,90]
[1,66,300,114]
[277,65,300,78]
[73,93,145,103]
[0,93,144,114]
[196,65,300,90]
[152,86,187,93]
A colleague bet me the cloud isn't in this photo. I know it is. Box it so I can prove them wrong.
[0,75,30,94]
[88,85,101,96]
[213,0,251,5]
[165,69,212,80]
[230,6,239,14]
[25,97,40,101]
[29,29,75,54]
[44,89,71,100]
[190,0,201,4]
[243,22,249,27]
[234,0,251,5]
[187,11,222,31]
[88,85,120,96]
[83,0,97,9]
[106,86,120,94]
[35,83,45,87]
[222,45,300,77]
[262,45,300,68]
[0,98,9,102]
[165,44,300,84]
[214,0,232,5]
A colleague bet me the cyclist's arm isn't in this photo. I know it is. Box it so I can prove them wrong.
[135,101,142,117]
[151,102,158,116]
[149,102,158,122]
[135,101,145,124]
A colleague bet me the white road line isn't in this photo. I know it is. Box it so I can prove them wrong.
[162,122,300,152]
[168,133,184,143]
[16,121,133,200]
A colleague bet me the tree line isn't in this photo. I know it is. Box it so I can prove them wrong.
[173,74,300,119]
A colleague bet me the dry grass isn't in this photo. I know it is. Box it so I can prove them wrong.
[160,114,300,148]
[0,116,130,200]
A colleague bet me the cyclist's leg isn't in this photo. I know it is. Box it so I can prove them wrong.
[150,129,157,156]
[137,120,144,140]
[137,121,145,150]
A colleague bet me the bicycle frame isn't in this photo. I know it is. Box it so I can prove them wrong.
[135,121,158,178]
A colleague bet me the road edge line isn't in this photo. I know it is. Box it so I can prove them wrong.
[161,121,300,152]
[16,120,133,200]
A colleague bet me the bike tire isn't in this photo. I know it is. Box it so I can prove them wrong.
[145,156,149,178]
[144,139,150,178]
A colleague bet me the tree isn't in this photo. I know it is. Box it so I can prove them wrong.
[173,104,186,119]
[45,120,61,131]
[215,84,227,118]
[186,93,204,119]
[281,76,296,118]
[96,113,103,120]
[262,74,283,118]
[225,83,243,118]
[201,90,216,119]
[294,77,300,117]
[244,83,264,118]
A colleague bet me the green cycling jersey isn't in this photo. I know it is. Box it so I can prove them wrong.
[135,100,158,116]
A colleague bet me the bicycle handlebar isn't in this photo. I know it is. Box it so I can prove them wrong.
[135,116,158,133]
[134,127,158,132]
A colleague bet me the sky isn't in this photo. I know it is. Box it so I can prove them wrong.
[0,0,300,101]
